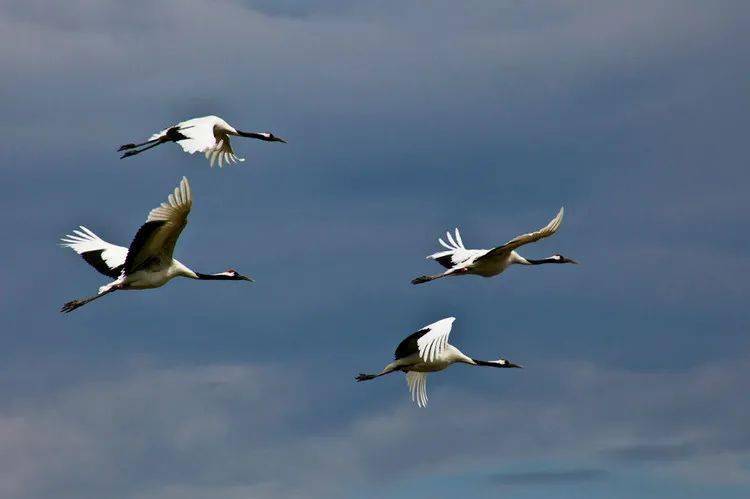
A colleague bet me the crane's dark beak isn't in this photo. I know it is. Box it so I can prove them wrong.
[563,257,578,264]
[273,137,287,144]
[239,274,254,282]
[508,362,522,368]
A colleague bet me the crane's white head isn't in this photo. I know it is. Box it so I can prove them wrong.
[551,253,578,264]
[224,268,253,281]
[195,268,253,282]
[254,132,287,143]
[494,358,522,368]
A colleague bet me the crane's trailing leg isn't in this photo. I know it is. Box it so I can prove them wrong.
[412,274,442,285]
[356,365,399,382]
[118,138,159,152]
[411,268,466,285]
[120,138,168,159]
[119,127,189,158]
[61,282,121,313]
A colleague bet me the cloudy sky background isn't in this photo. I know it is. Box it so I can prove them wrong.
[1,1,749,497]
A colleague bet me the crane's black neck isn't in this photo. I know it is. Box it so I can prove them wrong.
[196,272,236,281]
[472,358,500,367]
[235,130,268,140]
[525,257,558,265]
[472,358,517,368]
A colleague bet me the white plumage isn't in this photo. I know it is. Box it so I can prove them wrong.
[60,177,252,313]
[61,227,127,277]
[356,317,521,407]
[149,116,243,167]
[412,207,577,285]
[119,115,286,167]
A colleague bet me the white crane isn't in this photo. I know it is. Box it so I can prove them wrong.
[356,317,521,407]
[412,207,577,285]
[118,115,286,167]
[60,177,252,313]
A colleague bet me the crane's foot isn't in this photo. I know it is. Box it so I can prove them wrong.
[120,150,139,159]
[61,299,84,313]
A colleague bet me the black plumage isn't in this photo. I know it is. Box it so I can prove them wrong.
[123,220,166,273]
[80,250,123,278]
[394,327,431,359]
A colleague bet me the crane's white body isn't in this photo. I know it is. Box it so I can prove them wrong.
[60,177,250,312]
[383,343,472,373]
[434,247,531,278]
[149,115,246,167]
[102,260,196,292]
[357,317,519,407]
[413,207,569,284]
[62,226,197,294]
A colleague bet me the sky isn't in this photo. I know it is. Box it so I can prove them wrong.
[1,1,749,498]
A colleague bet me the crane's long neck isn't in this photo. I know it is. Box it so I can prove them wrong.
[470,358,521,368]
[471,358,500,367]
[526,256,560,265]
[234,130,268,140]
[195,272,237,280]
[454,354,501,368]
[513,253,558,265]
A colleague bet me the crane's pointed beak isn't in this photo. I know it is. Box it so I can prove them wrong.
[239,274,254,282]
[274,137,287,144]
[564,257,579,264]
[506,362,523,368]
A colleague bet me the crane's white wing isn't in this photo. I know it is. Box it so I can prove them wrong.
[124,177,192,274]
[204,137,244,168]
[479,207,564,260]
[61,226,127,278]
[416,317,455,363]
[150,116,245,167]
[425,228,476,269]
[406,371,429,407]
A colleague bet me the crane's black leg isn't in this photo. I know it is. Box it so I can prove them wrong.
[356,366,399,382]
[61,286,119,313]
[118,138,161,151]
[411,267,468,285]
[120,139,167,159]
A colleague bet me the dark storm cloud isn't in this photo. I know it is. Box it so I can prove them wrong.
[1,1,750,498]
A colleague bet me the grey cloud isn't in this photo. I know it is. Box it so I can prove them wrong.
[490,468,608,485]
[1,1,750,498]
[605,438,750,464]
[3,356,750,499]
[605,442,700,463]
